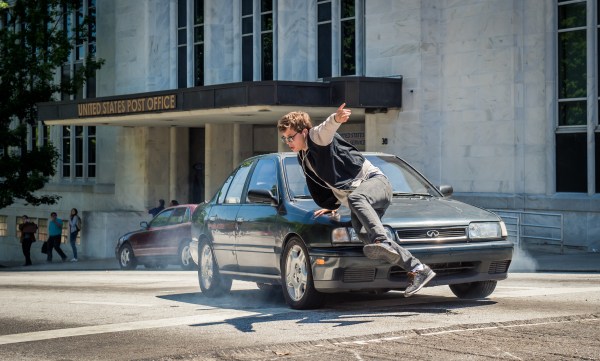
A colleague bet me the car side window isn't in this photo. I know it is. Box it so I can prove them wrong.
[224,160,253,204]
[168,207,187,225]
[151,209,174,227]
[217,174,235,204]
[247,159,278,202]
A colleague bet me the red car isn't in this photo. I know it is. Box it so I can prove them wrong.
[115,204,198,270]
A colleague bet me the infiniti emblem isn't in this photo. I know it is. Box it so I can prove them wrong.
[426,230,440,238]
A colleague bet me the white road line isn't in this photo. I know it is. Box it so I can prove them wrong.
[492,287,600,298]
[69,301,154,307]
[0,308,289,345]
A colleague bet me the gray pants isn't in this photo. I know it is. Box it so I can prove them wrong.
[347,175,421,271]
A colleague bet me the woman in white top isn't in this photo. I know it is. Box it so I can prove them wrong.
[68,208,82,262]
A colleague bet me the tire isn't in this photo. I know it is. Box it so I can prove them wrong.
[281,238,324,309]
[198,240,232,297]
[449,280,498,299]
[118,243,137,270]
[179,241,194,270]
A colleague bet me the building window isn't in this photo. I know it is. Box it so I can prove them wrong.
[61,0,97,100]
[241,0,275,81]
[0,216,7,237]
[318,0,362,79]
[62,125,96,179]
[555,0,599,193]
[178,0,204,88]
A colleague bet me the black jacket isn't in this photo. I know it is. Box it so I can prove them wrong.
[299,133,365,209]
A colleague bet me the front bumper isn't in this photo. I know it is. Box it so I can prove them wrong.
[310,240,514,292]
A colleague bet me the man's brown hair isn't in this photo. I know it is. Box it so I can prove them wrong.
[277,111,313,133]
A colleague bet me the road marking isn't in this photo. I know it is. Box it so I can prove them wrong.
[420,317,600,336]
[493,286,600,298]
[0,308,290,345]
[69,301,154,307]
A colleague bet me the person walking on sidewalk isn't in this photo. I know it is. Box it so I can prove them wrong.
[18,215,38,266]
[277,103,436,297]
[47,212,67,263]
[68,208,82,262]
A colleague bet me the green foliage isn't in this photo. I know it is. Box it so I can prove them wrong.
[0,0,104,208]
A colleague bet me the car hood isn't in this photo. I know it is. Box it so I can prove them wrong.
[382,197,500,227]
[289,197,500,228]
[119,229,144,241]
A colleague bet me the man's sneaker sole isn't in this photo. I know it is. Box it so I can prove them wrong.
[363,243,400,264]
[404,269,436,298]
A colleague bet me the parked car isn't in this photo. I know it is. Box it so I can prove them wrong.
[189,153,514,309]
[115,204,198,270]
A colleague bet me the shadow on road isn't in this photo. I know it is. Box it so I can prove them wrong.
[158,288,496,332]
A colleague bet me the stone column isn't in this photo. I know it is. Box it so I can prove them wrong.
[205,124,234,199]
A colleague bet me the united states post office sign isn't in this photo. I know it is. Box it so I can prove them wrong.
[77,94,177,117]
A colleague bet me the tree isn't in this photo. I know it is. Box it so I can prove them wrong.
[0,0,103,208]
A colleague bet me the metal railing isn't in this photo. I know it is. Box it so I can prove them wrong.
[489,210,564,253]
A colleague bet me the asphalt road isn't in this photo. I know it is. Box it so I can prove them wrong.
[0,270,598,360]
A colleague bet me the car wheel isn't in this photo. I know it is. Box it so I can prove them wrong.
[449,280,498,299]
[118,243,137,270]
[281,238,324,309]
[198,240,231,297]
[179,241,194,270]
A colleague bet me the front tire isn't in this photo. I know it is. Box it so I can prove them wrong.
[198,240,232,297]
[179,241,194,270]
[449,280,497,299]
[118,243,137,270]
[281,238,324,309]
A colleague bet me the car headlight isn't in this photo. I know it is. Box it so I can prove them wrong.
[332,226,396,244]
[384,226,396,242]
[331,227,361,244]
[468,222,502,239]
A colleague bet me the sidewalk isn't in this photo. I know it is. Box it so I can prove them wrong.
[0,258,120,271]
[1,250,599,272]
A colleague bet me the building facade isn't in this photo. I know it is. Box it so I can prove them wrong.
[1,0,599,264]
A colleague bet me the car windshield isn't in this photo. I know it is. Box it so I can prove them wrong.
[283,154,439,199]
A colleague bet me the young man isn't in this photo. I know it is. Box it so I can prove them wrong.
[47,212,67,263]
[277,103,435,297]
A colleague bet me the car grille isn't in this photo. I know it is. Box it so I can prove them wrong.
[395,227,467,243]
[488,260,511,274]
[389,261,477,280]
[343,268,376,283]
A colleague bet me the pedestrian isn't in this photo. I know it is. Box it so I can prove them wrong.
[148,199,165,217]
[68,208,82,262]
[277,103,436,297]
[47,212,67,263]
[169,199,179,207]
[18,215,38,266]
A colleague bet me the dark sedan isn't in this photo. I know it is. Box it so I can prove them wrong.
[115,204,198,270]
[190,153,513,309]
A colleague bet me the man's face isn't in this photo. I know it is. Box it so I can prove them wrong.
[280,129,304,153]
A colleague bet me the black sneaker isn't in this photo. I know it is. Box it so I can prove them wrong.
[404,265,436,297]
[363,242,401,264]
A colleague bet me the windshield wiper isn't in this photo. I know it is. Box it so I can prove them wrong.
[393,192,433,197]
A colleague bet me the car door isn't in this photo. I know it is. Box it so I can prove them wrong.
[206,161,253,272]
[157,206,189,257]
[235,158,281,275]
[131,209,174,257]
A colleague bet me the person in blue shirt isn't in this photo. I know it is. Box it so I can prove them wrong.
[148,199,165,218]
[47,212,67,263]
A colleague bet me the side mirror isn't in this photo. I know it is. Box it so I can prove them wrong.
[439,185,453,197]
[140,221,149,229]
[248,189,278,205]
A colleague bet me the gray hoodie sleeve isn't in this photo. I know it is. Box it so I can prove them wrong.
[308,113,340,146]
